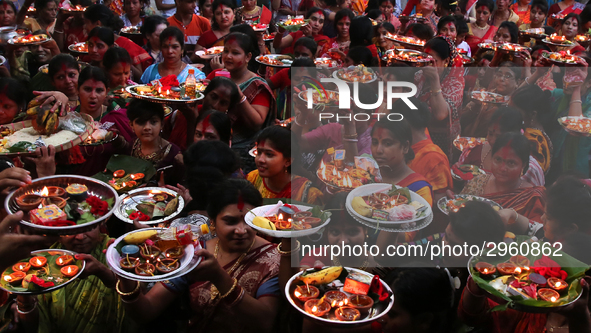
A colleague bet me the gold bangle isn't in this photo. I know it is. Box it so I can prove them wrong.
[229,286,246,307]
[219,278,238,300]
[277,240,301,255]
[115,280,140,296]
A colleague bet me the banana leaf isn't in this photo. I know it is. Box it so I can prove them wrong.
[92,154,156,189]
[387,186,411,202]
[278,19,310,32]
[470,238,590,311]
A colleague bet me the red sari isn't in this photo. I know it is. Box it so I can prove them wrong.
[114,37,154,71]
[548,2,586,27]
[466,24,498,55]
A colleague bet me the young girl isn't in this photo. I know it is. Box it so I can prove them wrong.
[120,0,145,27]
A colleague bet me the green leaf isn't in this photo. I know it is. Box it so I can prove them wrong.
[7,141,34,153]
[77,211,96,224]
[387,187,411,202]
[490,303,510,312]
[105,197,114,209]
[125,209,135,216]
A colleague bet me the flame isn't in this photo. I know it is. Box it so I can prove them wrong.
[344,299,348,305]
[40,187,49,196]
[36,258,42,266]
[278,213,283,221]
[67,267,72,274]
[484,268,488,273]
[332,167,337,176]
[346,176,352,188]
[524,266,530,271]
[3,276,10,282]
[322,167,326,179]
[556,281,562,287]
[312,306,318,312]
[337,171,341,179]
[551,296,557,302]
[338,301,344,307]
[294,290,301,297]
[514,267,521,274]
[331,300,337,307]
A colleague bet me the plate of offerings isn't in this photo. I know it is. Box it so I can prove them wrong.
[250,23,268,32]
[451,164,487,181]
[333,65,377,83]
[5,175,119,235]
[126,77,204,104]
[298,89,340,108]
[469,249,590,313]
[496,43,529,53]
[453,136,486,151]
[106,169,149,192]
[398,13,426,22]
[346,183,432,226]
[263,32,276,41]
[316,160,372,191]
[106,227,202,282]
[385,34,425,48]
[120,26,141,34]
[195,46,224,60]
[471,90,509,104]
[575,34,591,47]
[68,42,88,54]
[542,51,584,66]
[285,266,394,325]
[256,54,293,68]
[520,28,547,39]
[437,194,502,215]
[315,57,339,69]
[93,154,156,193]
[0,249,85,295]
[38,60,88,74]
[245,202,331,238]
[114,187,184,225]
[8,34,51,45]
[60,5,86,12]
[542,34,575,47]
[558,116,591,137]
[383,48,433,67]
[278,16,309,32]
[459,53,474,65]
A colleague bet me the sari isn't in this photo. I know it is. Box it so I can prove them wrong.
[466,24,497,55]
[235,6,262,24]
[408,139,453,193]
[548,1,585,27]
[37,237,136,333]
[319,37,350,59]
[524,128,552,174]
[114,37,154,71]
[510,4,530,25]
[197,29,226,49]
[246,170,324,205]
[462,102,499,138]
[140,63,205,84]
[398,172,434,207]
[162,241,280,332]
[461,174,546,221]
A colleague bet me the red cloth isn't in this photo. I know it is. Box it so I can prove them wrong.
[261,6,272,24]
[197,29,224,48]
[282,31,329,54]
[402,0,419,16]
[269,68,290,90]
[366,44,378,59]
[115,37,153,71]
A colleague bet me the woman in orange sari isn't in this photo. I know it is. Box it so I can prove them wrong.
[465,0,497,54]
[462,132,545,221]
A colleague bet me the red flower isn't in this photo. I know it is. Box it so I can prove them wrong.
[532,256,568,280]
[128,211,149,221]
[369,275,390,302]
[86,196,109,216]
[159,75,179,87]
[30,276,55,288]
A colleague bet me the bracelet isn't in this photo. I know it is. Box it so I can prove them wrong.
[16,302,37,315]
[277,240,301,255]
[508,208,518,225]
[431,89,442,95]
[239,95,247,104]
[524,76,531,85]
[343,134,358,139]
[115,280,140,296]
[228,286,246,307]
[53,30,64,34]
[219,278,238,300]
[570,99,582,104]
[343,138,358,142]
[120,292,141,303]
[294,117,306,127]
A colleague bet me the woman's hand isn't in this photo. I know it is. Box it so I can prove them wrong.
[165,183,192,203]
[300,23,312,37]
[516,50,532,68]
[0,167,31,194]
[497,208,517,225]
[23,145,56,178]
[74,253,108,279]
[556,276,591,321]
[210,55,224,70]
[186,248,224,284]
[422,66,440,88]
[32,91,69,116]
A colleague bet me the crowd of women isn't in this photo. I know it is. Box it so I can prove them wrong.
[0,0,589,331]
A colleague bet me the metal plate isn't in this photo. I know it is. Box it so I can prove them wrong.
[255,54,293,68]
[285,267,394,326]
[120,26,141,34]
[542,51,584,66]
[451,164,487,181]
[383,48,433,67]
[542,38,575,47]
[79,132,118,146]
[114,187,185,225]
[297,90,340,108]
[558,116,591,137]
[68,42,88,54]
[385,34,425,48]
[195,46,224,60]
[0,249,86,295]
[349,205,434,232]
[471,91,509,104]
[332,67,377,84]
[315,57,339,69]
[8,35,52,46]
[244,204,331,238]
[437,194,502,215]
[125,85,204,104]
[5,175,119,235]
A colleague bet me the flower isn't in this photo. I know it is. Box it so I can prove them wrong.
[30,275,55,288]
[128,211,150,221]
[159,75,180,87]
[532,256,568,280]
[86,196,109,216]
[369,275,390,302]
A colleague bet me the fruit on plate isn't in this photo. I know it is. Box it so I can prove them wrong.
[164,196,179,215]
[123,229,158,244]
[252,216,276,230]
[351,196,373,217]
[300,266,343,285]
[28,104,60,135]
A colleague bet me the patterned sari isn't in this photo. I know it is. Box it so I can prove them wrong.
[524,128,552,174]
[246,170,323,205]
[466,24,497,55]
[398,172,434,207]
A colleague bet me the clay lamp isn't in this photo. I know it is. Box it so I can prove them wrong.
[302,217,322,227]
[56,255,74,266]
[496,262,518,275]
[304,299,331,317]
[60,265,79,278]
[4,271,26,286]
[475,262,496,277]
[40,186,66,198]
[335,307,361,321]
[139,245,161,260]
[547,277,568,292]
[29,256,47,268]
[15,194,42,211]
[348,294,374,317]
[119,257,140,271]
[42,196,67,209]
[324,290,348,308]
[135,262,156,276]
[293,285,320,302]
[155,259,180,273]
[164,246,185,259]
[294,211,313,219]
[538,288,560,302]
[12,262,31,273]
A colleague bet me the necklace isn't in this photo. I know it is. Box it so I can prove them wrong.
[242,6,260,15]
[210,238,256,301]
[332,256,369,270]
[480,145,491,168]
[473,22,489,30]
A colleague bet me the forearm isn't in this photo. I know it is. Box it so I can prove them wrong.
[237,100,266,129]
[278,239,301,295]
[272,0,282,10]
[16,296,40,333]
[568,87,583,117]
[460,278,490,320]
[567,311,591,333]
[430,92,450,121]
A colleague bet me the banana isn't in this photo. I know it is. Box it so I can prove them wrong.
[299,266,343,285]
[124,230,158,245]
[44,113,59,135]
[22,274,35,289]
[252,216,276,230]
[26,105,40,116]
[351,196,373,217]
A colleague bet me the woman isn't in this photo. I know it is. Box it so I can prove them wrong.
[465,0,497,54]
[418,37,465,158]
[344,45,373,66]
[511,84,553,174]
[456,107,545,186]
[316,0,352,38]
[221,32,275,173]
[54,3,87,50]
[87,27,115,66]
[193,110,232,145]
[117,179,280,333]
[103,47,133,90]
[196,0,235,50]
[273,7,329,55]
[419,0,440,33]
[462,132,545,221]
[247,125,323,204]
[319,8,353,59]
[0,78,27,125]
[199,0,214,21]
[490,0,519,27]
[120,0,145,27]
[548,0,585,27]
[48,54,81,111]
[379,0,401,30]
[141,26,206,83]
[510,0,531,25]
[17,0,57,34]
[76,66,125,125]
[522,44,556,91]
[558,13,584,51]
[518,0,547,46]
[0,1,16,27]
[350,15,379,59]
[140,15,169,62]
[235,0,261,24]
[493,20,518,43]
[375,21,396,58]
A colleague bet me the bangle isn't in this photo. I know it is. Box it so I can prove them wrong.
[228,286,246,307]
[431,89,442,95]
[277,240,301,255]
[343,134,358,139]
[294,117,306,127]
[120,292,141,303]
[16,302,37,315]
[219,278,238,300]
[570,99,582,104]
[524,76,531,85]
[53,30,64,34]
[115,280,140,296]
[239,95,247,104]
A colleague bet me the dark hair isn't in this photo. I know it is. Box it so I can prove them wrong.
[88,26,115,46]
[367,8,383,20]
[159,26,184,49]
[305,6,325,19]
[384,62,416,82]
[386,268,454,333]
[140,15,168,40]
[229,24,260,72]
[207,179,263,220]
[491,132,530,174]
[562,13,582,34]
[474,0,494,12]
[350,16,374,47]
[497,61,522,80]
[437,15,456,34]
[546,176,591,234]
[49,54,79,79]
[289,57,317,79]
[211,0,235,30]
[393,97,430,129]
[0,78,27,112]
[511,84,552,124]
[0,1,16,13]
[405,23,434,41]
[379,0,396,8]
[225,31,254,55]
[581,3,591,26]
[455,15,469,34]
[203,76,241,109]
[184,140,240,210]
[198,0,209,11]
[544,26,556,35]
[371,118,415,162]
[562,232,591,266]
[488,107,524,133]
[256,125,292,172]
[449,201,505,246]
[103,47,132,72]
[126,98,165,123]
[347,46,373,67]
[195,110,232,145]
[531,0,549,16]
[34,0,56,10]
[334,8,354,30]
[378,21,396,34]
[294,36,318,56]
[437,0,457,13]
[531,43,551,54]
[324,0,338,7]
[84,4,124,32]
[78,65,108,89]
[498,21,519,43]
[425,36,451,60]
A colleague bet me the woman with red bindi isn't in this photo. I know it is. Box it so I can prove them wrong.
[235,0,261,24]
[196,0,235,50]
[318,8,352,61]
[273,7,329,55]
[461,132,546,221]
[87,26,115,65]
[465,0,497,54]
[0,1,16,27]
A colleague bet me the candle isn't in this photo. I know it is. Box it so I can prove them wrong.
[56,255,74,266]
[278,206,294,220]
[475,262,496,277]
[335,307,361,321]
[348,294,374,317]
[135,262,155,276]
[538,288,560,302]
[304,299,331,317]
[324,290,348,308]
[119,257,139,271]
[29,256,47,268]
[12,262,31,273]
[294,285,320,302]
[496,262,518,275]
[6,271,26,286]
[547,277,568,292]
[60,265,79,278]
[40,186,66,198]
[140,245,161,260]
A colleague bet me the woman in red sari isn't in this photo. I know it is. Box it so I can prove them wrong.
[118,179,281,333]
[273,7,329,55]
[461,132,545,221]
[465,0,497,54]
[196,0,234,50]
[318,8,353,59]
[548,0,586,27]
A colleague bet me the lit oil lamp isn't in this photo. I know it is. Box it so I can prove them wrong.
[335,307,361,321]
[547,277,568,292]
[119,256,140,272]
[496,262,518,275]
[324,290,348,308]
[140,245,161,260]
[155,258,180,273]
[15,194,42,211]
[56,255,74,266]
[304,299,331,317]
[5,271,26,286]
[348,295,374,317]
[60,265,79,278]
[12,262,31,273]
[135,262,156,276]
[475,262,496,277]
[42,196,67,209]
[29,256,47,268]
[294,285,320,302]
[39,186,65,198]
[538,288,560,302]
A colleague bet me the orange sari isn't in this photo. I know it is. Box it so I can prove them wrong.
[408,139,453,194]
